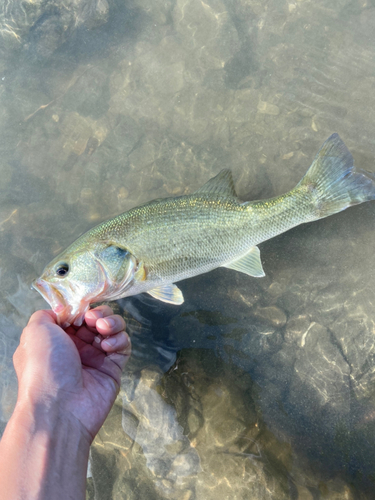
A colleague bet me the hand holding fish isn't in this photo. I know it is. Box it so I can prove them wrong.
[15,304,131,439]
[0,305,130,500]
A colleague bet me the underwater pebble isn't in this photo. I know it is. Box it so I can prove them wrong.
[139,368,162,389]
[295,485,314,500]
[284,315,311,343]
[187,409,202,435]
[267,279,289,297]
[160,479,173,491]
[257,100,280,115]
[170,453,198,478]
[231,289,260,308]
[59,112,93,156]
[180,491,193,500]
[318,478,356,499]
[165,440,186,456]
[282,151,294,160]
[80,187,93,204]
[117,187,129,207]
[254,306,287,328]
[311,116,319,132]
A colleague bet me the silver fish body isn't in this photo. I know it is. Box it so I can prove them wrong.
[33,134,375,327]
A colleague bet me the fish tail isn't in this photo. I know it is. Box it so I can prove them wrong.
[297,133,375,218]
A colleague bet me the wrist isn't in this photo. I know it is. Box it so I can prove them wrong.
[12,395,93,448]
[0,398,91,500]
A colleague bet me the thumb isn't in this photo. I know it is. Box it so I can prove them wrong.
[27,309,58,327]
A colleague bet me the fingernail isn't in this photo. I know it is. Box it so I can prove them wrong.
[98,318,115,329]
[86,311,102,320]
[103,338,117,348]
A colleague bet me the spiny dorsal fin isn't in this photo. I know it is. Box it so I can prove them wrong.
[194,169,237,197]
[147,284,184,305]
[221,246,265,278]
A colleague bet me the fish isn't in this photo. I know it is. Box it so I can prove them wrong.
[33,134,375,328]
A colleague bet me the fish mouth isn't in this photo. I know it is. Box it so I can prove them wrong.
[32,278,67,313]
[32,278,85,328]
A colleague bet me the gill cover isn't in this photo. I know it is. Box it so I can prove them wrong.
[96,244,138,300]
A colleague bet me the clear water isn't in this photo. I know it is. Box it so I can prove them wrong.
[1,0,375,498]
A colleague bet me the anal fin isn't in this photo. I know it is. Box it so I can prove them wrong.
[222,246,265,278]
[147,284,184,305]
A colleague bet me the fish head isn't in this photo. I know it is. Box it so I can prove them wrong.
[32,241,138,328]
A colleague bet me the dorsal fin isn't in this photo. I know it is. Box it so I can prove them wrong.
[194,169,237,197]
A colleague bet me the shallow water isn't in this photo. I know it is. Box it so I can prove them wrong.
[1,0,375,498]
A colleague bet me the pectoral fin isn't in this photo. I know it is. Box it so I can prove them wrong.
[222,246,265,277]
[147,284,184,305]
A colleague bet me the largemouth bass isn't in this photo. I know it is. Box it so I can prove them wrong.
[33,134,375,327]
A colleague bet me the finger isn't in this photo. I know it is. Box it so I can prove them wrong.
[96,315,126,336]
[75,326,97,344]
[101,331,130,353]
[21,310,60,347]
[65,326,77,336]
[85,305,114,328]
[67,321,105,348]
[67,332,105,355]
[93,333,106,352]
[79,347,127,385]
[67,332,88,351]
[27,309,57,327]
[107,349,131,372]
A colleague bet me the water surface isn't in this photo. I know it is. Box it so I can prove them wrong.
[1,0,375,498]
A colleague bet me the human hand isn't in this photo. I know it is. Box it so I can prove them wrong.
[13,305,131,443]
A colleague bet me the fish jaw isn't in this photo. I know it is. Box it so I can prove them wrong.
[32,278,92,328]
[32,278,67,315]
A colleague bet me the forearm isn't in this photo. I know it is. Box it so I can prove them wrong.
[0,401,91,500]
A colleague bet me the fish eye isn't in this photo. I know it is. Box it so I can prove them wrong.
[55,262,69,277]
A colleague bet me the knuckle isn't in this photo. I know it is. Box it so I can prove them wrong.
[114,315,125,326]
[28,310,41,323]
[100,305,114,316]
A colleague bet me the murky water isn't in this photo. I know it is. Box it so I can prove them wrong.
[1,0,375,498]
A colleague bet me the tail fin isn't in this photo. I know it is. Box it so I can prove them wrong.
[297,133,375,218]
